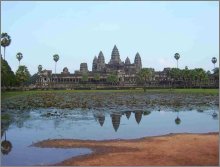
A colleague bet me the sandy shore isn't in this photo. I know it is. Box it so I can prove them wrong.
[34,133,219,166]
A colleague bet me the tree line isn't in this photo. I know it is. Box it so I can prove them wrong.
[137,66,219,89]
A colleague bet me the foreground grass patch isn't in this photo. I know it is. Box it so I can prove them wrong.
[1,88,218,100]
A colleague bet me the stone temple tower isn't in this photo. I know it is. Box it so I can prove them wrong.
[134,52,142,72]
[109,45,122,64]
[97,51,105,71]
[80,63,88,74]
[92,56,98,72]
[125,57,131,65]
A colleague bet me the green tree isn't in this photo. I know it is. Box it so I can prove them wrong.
[15,65,31,86]
[194,68,207,88]
[107,74,118,85]
[188,69,196,87]
[174,53,180,68]
[82,74,88,83]
[206,70,211,76]
[53,54,59,74]
[1,56,16,87]
[170,68,181,87]
[94,73,100,83]
[1,33,11,60]
[213,67,219,76]
[16,52,23,66]
[182,66,190,88]
[212,67,219,86]
[206,70,212,86]
[137,68,154,91]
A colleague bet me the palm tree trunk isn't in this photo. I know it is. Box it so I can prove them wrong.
[177,60,178,68]
[19,61,20,66]
[3,47,6,60]
[55,62,57,74]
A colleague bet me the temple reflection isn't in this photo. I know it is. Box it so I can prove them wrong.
[124,111,131,119]
[134,111,143,124]
[97,115,105,126]
[93,110,191,131]
[94,113,105,127]
[94,111,146,131]
[111,112,122,132]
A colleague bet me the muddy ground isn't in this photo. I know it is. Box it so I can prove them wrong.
[34,133,219,166]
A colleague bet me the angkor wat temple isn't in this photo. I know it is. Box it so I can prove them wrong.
[36,45,143,88]
[36,45,218,89]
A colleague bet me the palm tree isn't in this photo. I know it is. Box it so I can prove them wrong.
[182,66,189,88]
[1,33,11,60]
[211,57,217,69]
[53,54,59,74]
[16,52,23,66]
[38,65,43,73]
[174,53,180,68]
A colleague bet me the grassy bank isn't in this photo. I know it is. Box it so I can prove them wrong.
[1,88,218,100]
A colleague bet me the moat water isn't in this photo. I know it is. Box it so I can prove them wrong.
[1,107,219,166]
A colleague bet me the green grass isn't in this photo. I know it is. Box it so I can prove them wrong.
[144,88,219,95]
[1,88,218,100]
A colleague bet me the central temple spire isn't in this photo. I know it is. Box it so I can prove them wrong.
[109,45,121,64]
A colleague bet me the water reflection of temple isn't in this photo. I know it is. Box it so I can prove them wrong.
[97,115,105,126]
[124,111,131,119]
[111,113,122,132]
[94,113,105,127]
[134,111,143,124]
[95,110,148,131]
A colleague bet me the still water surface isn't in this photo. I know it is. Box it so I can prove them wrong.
[1,107,219,165]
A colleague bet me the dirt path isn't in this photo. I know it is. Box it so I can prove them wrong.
[34,133,219,166]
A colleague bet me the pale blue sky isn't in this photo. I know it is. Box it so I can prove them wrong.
[1,1,219,75]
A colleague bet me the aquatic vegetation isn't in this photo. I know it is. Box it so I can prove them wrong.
[1,114,11,121]
[1,113,13,133]
[1,91,219,112]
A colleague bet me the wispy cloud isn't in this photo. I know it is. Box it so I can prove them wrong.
[93,23,120,31]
